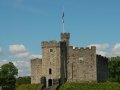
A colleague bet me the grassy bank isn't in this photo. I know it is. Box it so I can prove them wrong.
[16,84,40,90]
[15,82,120,90]
[58,82,120,90]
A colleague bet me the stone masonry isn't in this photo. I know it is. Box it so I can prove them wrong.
[31,58,42,84]
[31,32,108,87]
[67,46,97,82]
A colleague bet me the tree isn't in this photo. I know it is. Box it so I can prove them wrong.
[0,62,18,86]
[108,56,120,82]
[16,76,31,86]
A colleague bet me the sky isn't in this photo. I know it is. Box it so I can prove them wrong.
[0,0,120,76]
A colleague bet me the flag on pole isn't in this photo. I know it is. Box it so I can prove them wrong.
[62,12,64,23]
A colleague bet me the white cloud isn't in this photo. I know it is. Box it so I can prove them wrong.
[9,44,27,54]
[14,54,42,76]
[7,44,42,76]
[0,59,31,76]
[12,60,31,76]
[96,51,108,56]
[88,43,109,56]
[1,43,120,77]
[15,52,29,58]
[88,43,120,57]
[1,44,41,76]
[9,44,29,58]
[0,59,9,66]
[88,43,109,50]
[112,43,120,56]
[30,54,42,59]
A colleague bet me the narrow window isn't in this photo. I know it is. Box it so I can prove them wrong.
[49,68,52,74]
[50,49,53,52]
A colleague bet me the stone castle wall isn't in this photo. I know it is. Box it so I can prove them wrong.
[60,41,68,84]
[61,33,70,45]
[31,58,42,84]
[67,46,97,82]
[31,32,108,85]
[97,55,108,82]
[41,41,61,86]
[41,41,60,48]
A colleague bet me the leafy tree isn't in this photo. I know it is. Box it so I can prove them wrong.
[0,62,18,86]
[16,76,31,86]
[108,56,120,82]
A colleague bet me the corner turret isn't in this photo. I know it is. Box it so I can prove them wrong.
[61,32,70,46]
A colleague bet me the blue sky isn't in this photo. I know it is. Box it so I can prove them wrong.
[0,0,120,76]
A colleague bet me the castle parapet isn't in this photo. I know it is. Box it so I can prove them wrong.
[41,41,60,48]
[31,58,42,63]
[96,54,107,59]
[85,47,89,49]
[61,32,70,39]
[91,46,96,50]
[69,46,96,51]
[75,47,79,49]
[69,46,73,49]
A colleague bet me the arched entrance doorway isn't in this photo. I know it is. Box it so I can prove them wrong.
[41,77,46,87]
[48,79,52,86]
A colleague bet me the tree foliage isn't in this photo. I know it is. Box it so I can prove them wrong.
[16,76,31,86]
[0,62,18,86]
[108,56,120,82]
[16,84,40,90]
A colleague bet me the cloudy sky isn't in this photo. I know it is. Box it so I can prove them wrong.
[0,0,120,76]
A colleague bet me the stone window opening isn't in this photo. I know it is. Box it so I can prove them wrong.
[49,68,52,74]
[79,57,84,63]
[50,49,53,52]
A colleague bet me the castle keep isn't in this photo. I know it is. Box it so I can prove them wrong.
[31,32,108,87]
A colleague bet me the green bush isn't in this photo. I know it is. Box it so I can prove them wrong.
[108,56,120,82]
[58,82,120,90]
[16,76,31,86]
[16,84,40,90]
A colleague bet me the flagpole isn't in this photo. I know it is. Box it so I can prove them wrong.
[62,7,65,33]
[63,20,64,33]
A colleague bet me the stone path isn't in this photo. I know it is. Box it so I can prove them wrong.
[40,84,59,90]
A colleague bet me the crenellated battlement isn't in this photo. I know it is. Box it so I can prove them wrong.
[96,54,107,59]
[31,58,42,63]
[31,32,108,84]
[61,32,70,36]
[61,33,70,39]
[69,46,96,51]
[41,40,60,48]
[61,32,70,35]
[61,32,70,46]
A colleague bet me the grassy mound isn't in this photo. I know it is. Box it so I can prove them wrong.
[58,82,120,90]
[16,84,40,90]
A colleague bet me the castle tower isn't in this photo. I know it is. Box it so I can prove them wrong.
[41,41,61,87]
[60,33,70,83]
[61,32,70,46]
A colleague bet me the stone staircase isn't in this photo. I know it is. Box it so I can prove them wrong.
[40,84,59,90]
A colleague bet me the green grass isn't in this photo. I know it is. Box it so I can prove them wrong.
[58,82,120,90]
[16,84,40,90]
[15,82,120,90]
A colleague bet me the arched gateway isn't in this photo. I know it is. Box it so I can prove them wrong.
[48,79,52,86]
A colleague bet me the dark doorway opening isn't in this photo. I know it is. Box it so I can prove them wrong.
[48,79,52,86]
[41,77,46,87]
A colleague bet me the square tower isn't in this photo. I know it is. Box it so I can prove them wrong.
[61,32,70,46]
[41,41,61,87]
